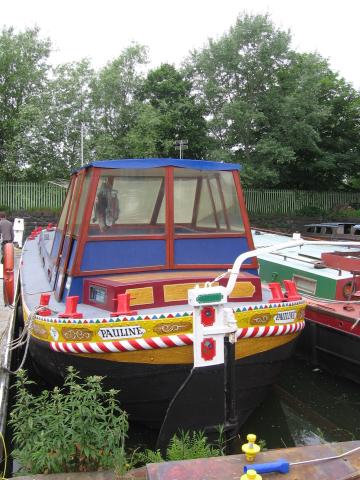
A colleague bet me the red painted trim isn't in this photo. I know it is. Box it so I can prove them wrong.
[192,177,202,227]
[83,235,166,242]
[233,171,258,270]
[216,175,230,230]
[306,306,360,337]
[89,223,164,230]
[166,167,174,268]
[150,177,165,225]
[70,261,255,278]
[72,169,99,275]
[54,178,75,268]
[206,177,220,228]
[76,264,167,277]
[174,232,248,239]
[55,171,86,300]
[169,263,254,270]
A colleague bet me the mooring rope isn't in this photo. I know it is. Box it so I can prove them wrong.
[290,444,360,467]
[0,304,40,375]
[0,430,7,480]
[302,293,360,304]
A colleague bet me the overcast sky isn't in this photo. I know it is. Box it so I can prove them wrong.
[2,0,360,88]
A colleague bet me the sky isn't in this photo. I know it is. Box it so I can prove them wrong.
[1,0,360,88]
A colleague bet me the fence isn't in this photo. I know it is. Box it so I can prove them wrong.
[0,182,359,214]
[0,182,66,211]
[244,189,360,214]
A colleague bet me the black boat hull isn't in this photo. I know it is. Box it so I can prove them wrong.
[29,336,298,429]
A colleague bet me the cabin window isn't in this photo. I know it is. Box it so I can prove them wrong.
[89,285,107,304]
[89,168,166,236]
[173,169,244,234]
[57,181,73,230]
[74,173,92,235]
[292,275,317,295]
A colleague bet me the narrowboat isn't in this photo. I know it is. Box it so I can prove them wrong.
[254,230,360,384]
[18,159,306,445]
[304,222,360,240]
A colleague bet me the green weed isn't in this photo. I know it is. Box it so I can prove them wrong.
[10,367,129,475]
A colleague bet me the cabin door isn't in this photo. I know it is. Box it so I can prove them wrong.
[53,173,84,301]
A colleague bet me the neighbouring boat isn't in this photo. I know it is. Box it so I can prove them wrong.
[303,222,360,240]
[253,229,360,384]
[18,159,306,446]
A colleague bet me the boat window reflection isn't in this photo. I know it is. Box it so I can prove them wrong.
[89,168,165,236]
[174,169,244,234]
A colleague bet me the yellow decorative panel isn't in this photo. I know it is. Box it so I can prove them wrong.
[229,281,255,298]
[126,287,154,306]
[163,282,219,302]
[164,283,197,302]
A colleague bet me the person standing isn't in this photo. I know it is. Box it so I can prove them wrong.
[0,212,14,262]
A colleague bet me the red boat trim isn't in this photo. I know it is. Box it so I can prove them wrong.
[306,305,360,337]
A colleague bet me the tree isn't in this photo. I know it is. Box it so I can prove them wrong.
[185,14,360,189]
[0,27,51,178]
[7,60,95,179]
[252,52,360,189]
[90,44,148,159]
[185,14,291,166]
[127,63,208,158]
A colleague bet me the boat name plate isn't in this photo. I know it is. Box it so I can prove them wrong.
[274,310,297,324]
[98,325,146,340]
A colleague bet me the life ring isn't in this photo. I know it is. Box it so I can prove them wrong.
[3,242,14,305]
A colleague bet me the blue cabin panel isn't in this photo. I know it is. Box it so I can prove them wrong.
[81,240,166,271]
[174,237,254,268]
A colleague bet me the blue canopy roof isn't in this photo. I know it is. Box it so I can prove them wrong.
[80,158,241,172]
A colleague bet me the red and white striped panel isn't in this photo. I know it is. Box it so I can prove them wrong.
[49,321,305,354]
[236,320,305,339]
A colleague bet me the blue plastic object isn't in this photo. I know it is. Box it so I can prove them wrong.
[244,459,290,474]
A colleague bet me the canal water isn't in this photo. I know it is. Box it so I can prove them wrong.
[238,355,360,451]
[125,354,360,454]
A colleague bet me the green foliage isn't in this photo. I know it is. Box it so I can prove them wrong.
[294,205,326,216]
[329,207,360,219]
[136,430,223,465]
[90,43,148,159]
[185,14,360,189]
[129,63,208,158]
[1,17,360,189]
[10,368,129,475]
[0,27,51,179]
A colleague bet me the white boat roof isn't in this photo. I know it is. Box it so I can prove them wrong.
[252,230,360,280]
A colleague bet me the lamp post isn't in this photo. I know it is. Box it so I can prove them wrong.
[174,139,188,159]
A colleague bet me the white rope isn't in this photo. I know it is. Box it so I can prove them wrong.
[302,293,360,304]
[290,444,360,466]
[1,304,40,374]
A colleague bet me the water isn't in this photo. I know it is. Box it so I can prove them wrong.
[124,355,360,454]
[239,356,360,451]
